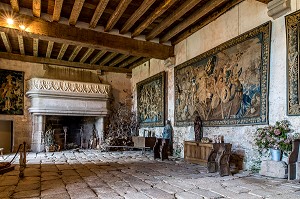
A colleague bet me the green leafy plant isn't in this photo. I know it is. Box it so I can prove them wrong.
[254,120,293,155]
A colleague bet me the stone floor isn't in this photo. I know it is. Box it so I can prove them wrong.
[1,150,300,199]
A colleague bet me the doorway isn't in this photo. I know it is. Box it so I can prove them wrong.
[0,120,13,154]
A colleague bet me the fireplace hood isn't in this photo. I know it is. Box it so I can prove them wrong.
[26,77,111,116]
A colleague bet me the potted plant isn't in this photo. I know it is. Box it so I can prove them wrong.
[254,120,293,161]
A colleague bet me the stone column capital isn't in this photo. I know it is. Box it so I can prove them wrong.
[267,0,291,20]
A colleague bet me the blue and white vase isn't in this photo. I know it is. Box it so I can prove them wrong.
[270,148,282,161]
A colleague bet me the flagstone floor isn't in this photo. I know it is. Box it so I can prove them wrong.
[1,150,300,199]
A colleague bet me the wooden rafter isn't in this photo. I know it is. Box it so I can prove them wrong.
[68,46,82,61]
[0,10,173,59]
[118,56,140,68]
[33,38,39,57]
[160,0,226,43]
[69,0,85,26]
[0,52,131,73]
[80,48,94,63]
[129,58,150,69]
[173,0,244,45]
[32,0,41,18]
[120,0,156,34]
[10,0,19,12]
[99,52,118,65]
[57,43,69,60]
[0,32,12,53]
[90,50,107,64]
[109,54,130,66]
[146,0,203,40]
[53,0,64,22]
[131,0,177,38]
[17,35,25,55]
[105,0,132,32]
[89,0,109,28]
[46,41,54,58]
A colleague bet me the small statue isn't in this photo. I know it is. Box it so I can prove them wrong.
[194,116,203,141]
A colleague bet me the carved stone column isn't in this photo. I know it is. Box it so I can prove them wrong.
[267,0,291,19]
[31,115,45,152]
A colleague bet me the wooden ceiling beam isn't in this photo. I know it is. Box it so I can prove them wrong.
[32,0,41,18]
[53,0,64,22]
[104,0,132,32]
[173,0,244,45]
[131,0,177,38]
[90,50,107,64]
[120,0,156,34]
[0,10,173,59]
[146,0,203,40]
[10,0,19,12]
[129,58,150,69]
[80,48,94,63]
[46,41,54,58]
[69,0,85,26]
[99,52,118,65]
[109,54,129,66]
[0,52,131,73]
[33,38,39,57]
[0,32,12,53]
[68,46,82,61]
[89,0,110,28]
[160,0,226,43]
[57,43,69,60]
[118,56,140,68]
[17,35,25,55]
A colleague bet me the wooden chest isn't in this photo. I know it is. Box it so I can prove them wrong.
[184,141,214,166]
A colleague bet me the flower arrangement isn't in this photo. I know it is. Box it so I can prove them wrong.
[254,120,293,155]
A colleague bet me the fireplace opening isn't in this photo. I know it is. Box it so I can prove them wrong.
[45,116,100,151]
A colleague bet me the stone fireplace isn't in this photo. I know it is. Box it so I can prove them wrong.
[26,77,111,152]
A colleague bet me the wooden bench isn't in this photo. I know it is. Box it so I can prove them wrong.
[288,139,300,180]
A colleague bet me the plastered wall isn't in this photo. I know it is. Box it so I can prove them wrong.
[132,0,300,169]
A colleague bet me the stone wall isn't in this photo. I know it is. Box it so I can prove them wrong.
[132,0,300,169]
[0,59,131,151]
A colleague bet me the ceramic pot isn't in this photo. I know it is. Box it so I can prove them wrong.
[270,148,282,161]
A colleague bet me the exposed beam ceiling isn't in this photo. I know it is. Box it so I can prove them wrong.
[69,0,85,26]
[89,0,110,28]
[52,0,64,22]
[9,0,19,13]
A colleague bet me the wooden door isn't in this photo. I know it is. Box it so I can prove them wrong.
[0,120,12,154]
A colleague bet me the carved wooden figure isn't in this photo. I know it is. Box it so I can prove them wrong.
[207,143,231,176]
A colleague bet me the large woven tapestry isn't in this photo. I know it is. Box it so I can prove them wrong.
[286,10,300,115]
[137,72,165,127]
[174,22,271,126]
[0,69,24,115]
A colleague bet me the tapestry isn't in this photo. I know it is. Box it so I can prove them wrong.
[0,69,24,115]
[286,10,300,115]
[137,72,165,127]
[174,22,271,126]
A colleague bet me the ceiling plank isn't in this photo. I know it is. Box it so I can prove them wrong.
[10,0,19,12]
[131,0,177,38]
[89,0,110,28]
[46,41,54,58]
[129,58,150,69]
[146,0,203,40]
[53,0,64,22]
[109,54,130,66]
[32,0,41,18]
[99,52,118,65]
[160,0,226,43]
[0,10,173,59]
[68,46,82,61]
[120,0,156,34]
[118,56,140,68]
[90,50,107,64]
[0,32,12,53]
[17,35,25,55]
[0,52,131,73]
[80,48,94,63]
[69,0,85,26]
[33,38,39,57]
[104,0,132,32]
[57,43,69,60]
[173,0,244,45]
